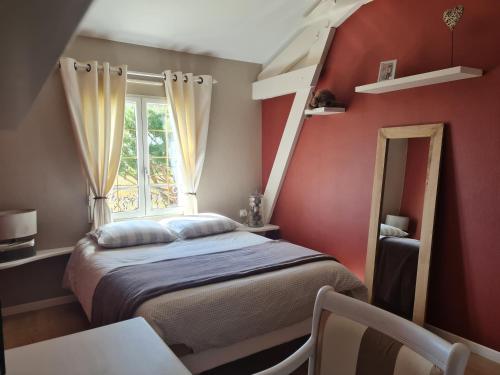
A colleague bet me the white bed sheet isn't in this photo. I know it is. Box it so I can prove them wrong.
[63,231,367,354]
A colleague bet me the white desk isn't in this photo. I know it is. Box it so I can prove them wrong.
[5,317,191,375]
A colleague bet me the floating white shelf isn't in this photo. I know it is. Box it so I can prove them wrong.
[0,246,73,270]
[355,66,483,94]
[305,107,346,116]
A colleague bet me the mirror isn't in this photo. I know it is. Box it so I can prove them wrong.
[365,124,443,325]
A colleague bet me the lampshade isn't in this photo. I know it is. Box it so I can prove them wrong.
[0,209,37,242]
[385,214,409,232]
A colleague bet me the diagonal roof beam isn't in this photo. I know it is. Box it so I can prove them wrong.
[252,0,371,224]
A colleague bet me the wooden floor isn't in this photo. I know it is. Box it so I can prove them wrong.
[3,303,500,375]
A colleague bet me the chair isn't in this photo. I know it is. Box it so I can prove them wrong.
[255,286,469,375]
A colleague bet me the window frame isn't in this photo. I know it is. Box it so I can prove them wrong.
[111,95,183,220]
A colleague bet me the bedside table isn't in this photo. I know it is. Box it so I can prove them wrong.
[236,224,280,238]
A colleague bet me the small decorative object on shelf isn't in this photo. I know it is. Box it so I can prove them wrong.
[307,90,344,118]
[239,208,249,225]
[377,59,397,81]
[248,193,264,227]
[442,5,464,66]
[0,209,37,263]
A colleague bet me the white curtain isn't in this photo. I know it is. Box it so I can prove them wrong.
[60,57,127,229]
[163,71,213,214]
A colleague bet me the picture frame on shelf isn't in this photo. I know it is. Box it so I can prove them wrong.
[377,59,397,81]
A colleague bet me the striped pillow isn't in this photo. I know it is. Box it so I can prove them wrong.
[380,223,409,238]
[315,311,442,375]
[90,220,177,248]
[160,213,238,239]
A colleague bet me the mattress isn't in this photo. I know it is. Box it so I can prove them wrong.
[63,231,367,354]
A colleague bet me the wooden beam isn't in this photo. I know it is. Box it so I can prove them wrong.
[262,87,314,223]
[252,65,318,100]
[258,20,330,81]
[260,27,336,223]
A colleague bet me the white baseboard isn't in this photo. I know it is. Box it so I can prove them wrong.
[2,295,76,317]
[426,323,500,364]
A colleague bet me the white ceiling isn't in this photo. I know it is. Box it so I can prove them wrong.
[78,0,315,64]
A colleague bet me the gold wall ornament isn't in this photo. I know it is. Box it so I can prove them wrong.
[443,5,464,31]
[443,5,464,66]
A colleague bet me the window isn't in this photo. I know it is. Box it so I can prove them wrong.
[109,96,183,219]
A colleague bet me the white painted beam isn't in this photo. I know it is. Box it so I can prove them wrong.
[263,88,314,223]
[258,20,330,81]
[260,28,336,223]
[252,65,319,100]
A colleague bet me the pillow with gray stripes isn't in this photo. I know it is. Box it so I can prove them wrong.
[161,213,238,239]
[90,220,178,248]
[380,223,408,238]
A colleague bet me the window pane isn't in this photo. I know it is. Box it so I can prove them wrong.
[146,101,180,211]
[110,187,140,213]
[147,103,169,131]
[110,101,140,214]
[150,185,178,209]
[124,102,137,129]
[122,129,137,157]
[117,157,138,186]
[148,130,167,157]
[149,157,177,185]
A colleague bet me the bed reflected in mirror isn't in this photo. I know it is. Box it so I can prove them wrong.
[373,137,430,320]
[365,124,444,325]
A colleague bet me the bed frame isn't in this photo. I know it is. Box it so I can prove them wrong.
[180,319,311,374]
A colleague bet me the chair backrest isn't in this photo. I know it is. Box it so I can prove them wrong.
[309,287,469,375]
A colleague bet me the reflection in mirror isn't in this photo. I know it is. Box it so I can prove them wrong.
[365,124,443,326]
[374,137,430,320]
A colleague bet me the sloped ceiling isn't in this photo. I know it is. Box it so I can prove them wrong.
[0,0,92,129]
[78,0,316,64]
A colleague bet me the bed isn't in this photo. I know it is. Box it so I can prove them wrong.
[63,229,366,373]
[373,236,420,320]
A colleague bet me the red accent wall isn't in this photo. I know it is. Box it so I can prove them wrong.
[262,0,500,350]
[400,138,430,239]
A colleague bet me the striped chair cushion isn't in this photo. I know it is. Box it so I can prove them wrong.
[160,213,238,239]
[90,220,177,248]
[315,311,443,375]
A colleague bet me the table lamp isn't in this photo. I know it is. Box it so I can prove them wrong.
[0,209,37,263]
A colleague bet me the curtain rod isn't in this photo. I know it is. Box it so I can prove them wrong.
[57,61,217,86]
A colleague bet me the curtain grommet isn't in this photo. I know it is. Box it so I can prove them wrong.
[163,72,167,81]
[183,75,188,83]
[173,74,177,81]
[86,64,91,72]
[197,77,204,84]
[74,62,78,71]
[118,67,123,76]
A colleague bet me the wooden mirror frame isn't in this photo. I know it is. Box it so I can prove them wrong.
[365,123,444,325]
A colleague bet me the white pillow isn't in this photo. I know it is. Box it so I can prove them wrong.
[161,213,238,239]
[90,220,177,248]
[380,223,408,238]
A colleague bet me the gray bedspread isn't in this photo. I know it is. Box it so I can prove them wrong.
[91,240,336,326]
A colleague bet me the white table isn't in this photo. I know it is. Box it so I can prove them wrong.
[5,318,191,375]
